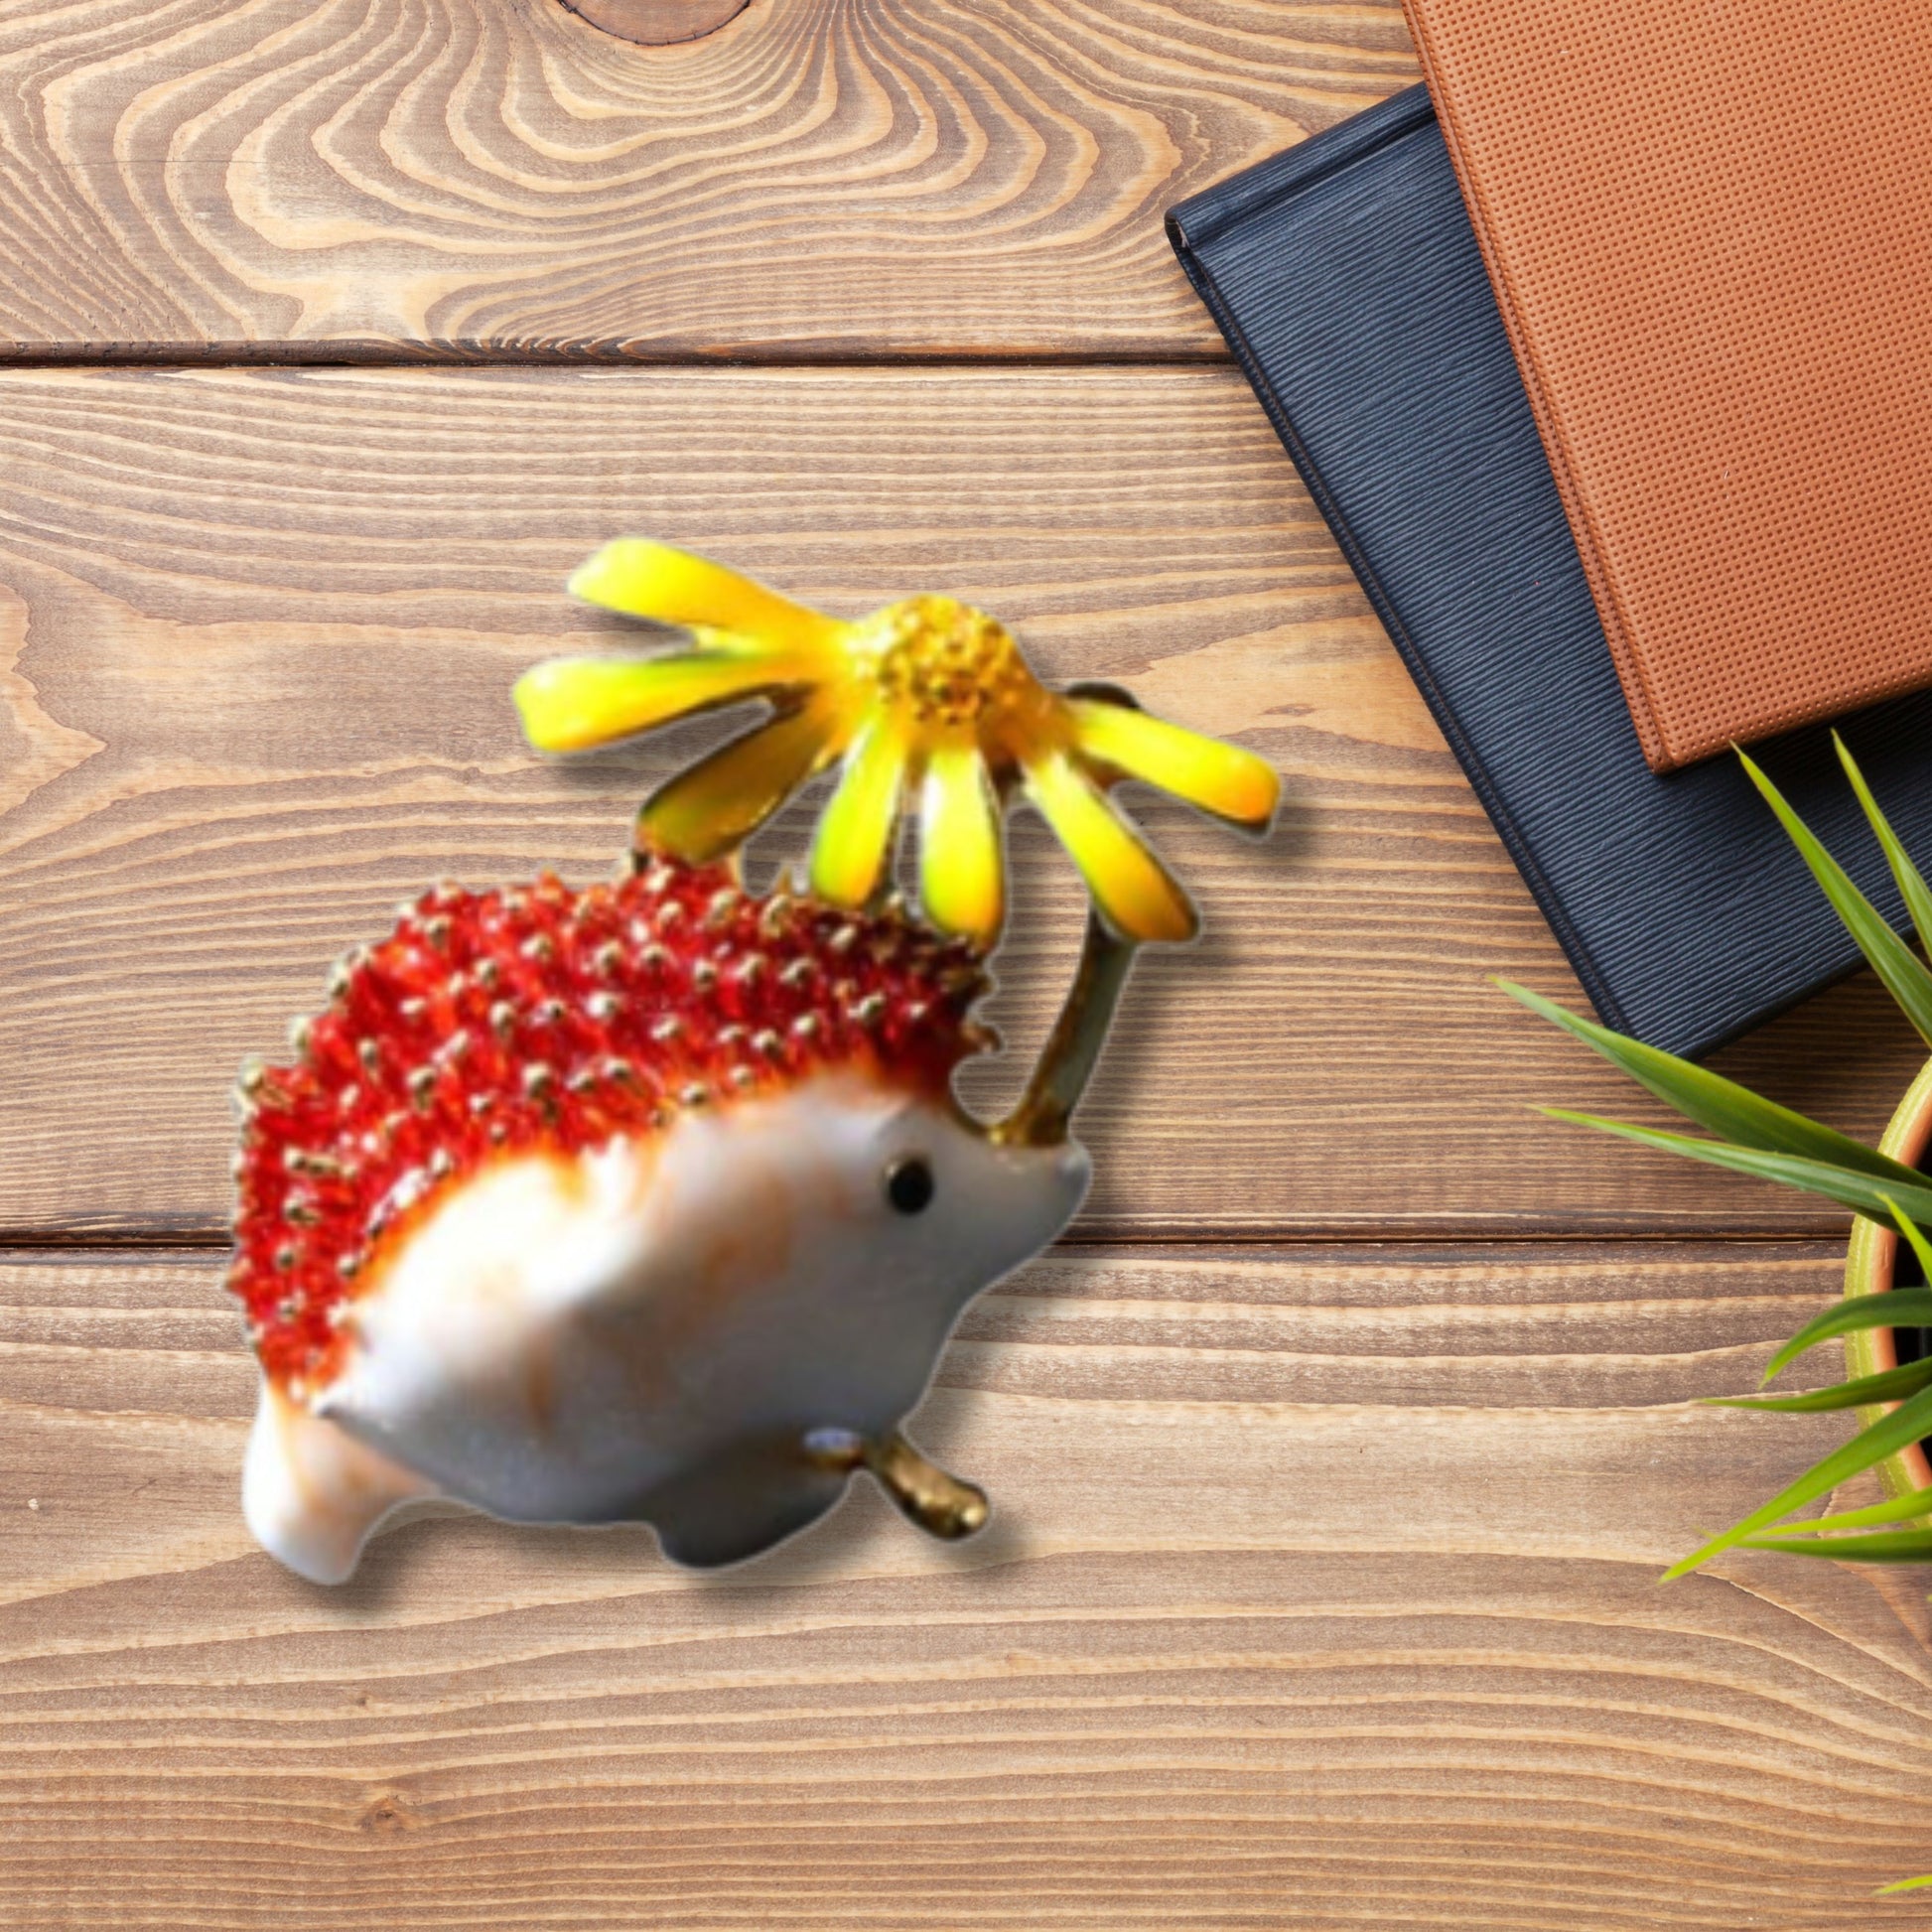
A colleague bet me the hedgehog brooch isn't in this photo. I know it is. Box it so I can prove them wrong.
[231,542,1279,1581]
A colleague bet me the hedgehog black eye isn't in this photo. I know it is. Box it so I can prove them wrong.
[885,1156,935,1215]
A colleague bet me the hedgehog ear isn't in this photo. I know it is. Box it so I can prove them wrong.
[996,909,1139,1147]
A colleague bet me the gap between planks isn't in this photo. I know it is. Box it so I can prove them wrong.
[0,1226,1866,1254]
[0,345,1234,371]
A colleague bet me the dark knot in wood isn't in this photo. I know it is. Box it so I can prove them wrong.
[356,1793,420,1835]
[557,0,750,45]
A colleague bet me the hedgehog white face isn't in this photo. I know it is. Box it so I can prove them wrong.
[244,1069,1088,1582]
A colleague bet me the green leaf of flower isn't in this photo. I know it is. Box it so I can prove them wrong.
[1738,745,1932,1047]
[1538,1111,1932,1233]
[1707,1356,1932,1412]
[1738,1526,1932,1562]
[1838,733,1932,962]
[1889,1198,1932,1282]
[1760,1286,1932,1381]
[1753,1487,1932,1536]
[1662,1381,1932,1579]
[1499,980,1914,1180]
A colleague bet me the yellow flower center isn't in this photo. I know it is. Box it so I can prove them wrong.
[858,596,1037,732]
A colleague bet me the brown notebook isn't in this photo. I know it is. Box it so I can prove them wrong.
[1402,0,1932,772]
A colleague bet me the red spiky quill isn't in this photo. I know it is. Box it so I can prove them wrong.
[229,858,992,1395]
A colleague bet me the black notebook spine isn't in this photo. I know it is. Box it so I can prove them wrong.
[1167,105,1638,1041]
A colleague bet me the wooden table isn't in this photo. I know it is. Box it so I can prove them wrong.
[4,2,1929,1924]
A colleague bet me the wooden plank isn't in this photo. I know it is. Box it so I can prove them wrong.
[0,364,1920,1240]
[3,1243,1926,1929]
[562,0,753,47]
[0,0,1417,359]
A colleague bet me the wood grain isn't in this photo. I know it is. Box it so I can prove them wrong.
[0,0,1416,360]
[7,5,1916,1920]
[0,364,1919,1242]
[561,0,752,48]
[0,360,1916,1236]
[4,1244,1928,1930]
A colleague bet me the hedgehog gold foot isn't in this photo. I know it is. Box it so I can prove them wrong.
[803,1427,989,1541]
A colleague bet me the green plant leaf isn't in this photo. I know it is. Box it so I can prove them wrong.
[1738,1526,1932,1562]
[1889,1198,1932,1282]
[1757,1487,1932,1535]
[1738,746,1932,1046]
[1879,1875,1932,1895]
[1662,1381,1932,1580]
[1838,734,1932,962]
[1540,1111,1932,1232]
[1709,1356,1932,1412]
[1499,980,1918,1182]
[1760,1286,1932,1381]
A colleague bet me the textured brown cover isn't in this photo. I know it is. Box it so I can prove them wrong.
[1402,0,1932,771]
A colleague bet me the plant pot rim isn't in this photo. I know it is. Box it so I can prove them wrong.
[1844,1053,1932,1497]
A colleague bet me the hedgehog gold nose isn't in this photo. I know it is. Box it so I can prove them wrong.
[804,1428,990,1540]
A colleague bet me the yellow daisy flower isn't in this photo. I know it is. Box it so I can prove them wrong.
[515,540,1279,947]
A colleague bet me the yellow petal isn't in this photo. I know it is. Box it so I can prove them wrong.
[638,701,843,865]
[568,540,845,658]
[810,716,910,908]
[1068,696,1280,827]
[1024,750,1197,944]
[515,651,784,753]
[918,742,1005,945]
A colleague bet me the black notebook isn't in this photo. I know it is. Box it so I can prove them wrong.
[1169,85,1932,1057]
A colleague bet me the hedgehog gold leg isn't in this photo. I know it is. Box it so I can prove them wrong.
[803,1427,989,1540]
